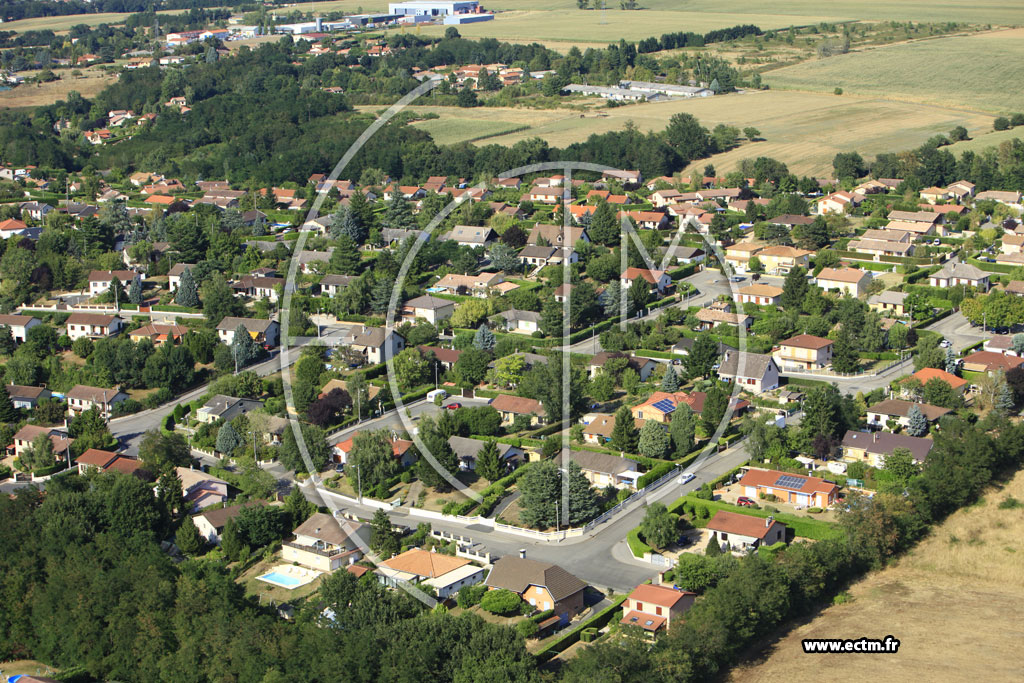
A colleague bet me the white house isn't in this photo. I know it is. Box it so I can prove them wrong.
[0,313,41,343]
[66,313,124,340]
[402,295,456,324]
[815,267,872,297]
[88,269,142,297]
[349,326,405,364]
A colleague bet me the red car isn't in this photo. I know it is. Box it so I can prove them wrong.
[736,496,755,507]
[444,402,462,410]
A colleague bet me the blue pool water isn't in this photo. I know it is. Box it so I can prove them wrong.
[259,571,302,587]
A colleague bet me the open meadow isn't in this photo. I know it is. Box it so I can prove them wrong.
[764,28,1024,114]
[729,468,1024,683]
[0,8,189,33]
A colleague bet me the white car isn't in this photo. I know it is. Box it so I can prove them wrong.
[939,339,952,348]
[678,472,696,485]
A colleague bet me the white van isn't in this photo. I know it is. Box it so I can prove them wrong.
[427,389,447,402]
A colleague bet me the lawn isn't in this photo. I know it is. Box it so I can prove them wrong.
[472,90,992,177]
[236,554,326,604]
[409,116,530,144]
[764,28,1024,114]
[728,468,1024,682]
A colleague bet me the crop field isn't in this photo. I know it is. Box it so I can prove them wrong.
[947,128,1024,156]
[765,28,1024,114]
[451,90,992,176]
[0,70,118,109]
[729,468,1024,683]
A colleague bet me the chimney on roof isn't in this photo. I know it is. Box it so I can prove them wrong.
[519,548,526,559]
[766,516,773,527]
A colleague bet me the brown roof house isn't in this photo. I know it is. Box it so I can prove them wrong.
[815,267,872,297]
[841,430,933,468]
[568,449,641,490]
[484,554,587,623]
[5,384,51,410]
[11,424,73,461]
[66,384,128,417]
[489,393,546,427]
[773,334,833,371]
[707,510,787,552]
[66,313,124,341]
[281,512,370,572]
[587,351,658,382]
[865,400,950,431]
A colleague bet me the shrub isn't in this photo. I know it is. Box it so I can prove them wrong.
[479,588,522,615]
[994,116,1010,131]
[807,506,823,513]
[456,584,487,608]
[580,627,598,643]
[516,619,539,639]
[833,87,843,95]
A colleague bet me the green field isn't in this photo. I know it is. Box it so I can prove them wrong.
[0,7,189,32]
[946,128,1024,155]
[765,28,1024,114]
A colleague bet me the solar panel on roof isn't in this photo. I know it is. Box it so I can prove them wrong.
[652,399,677,413]
[774,474,805,489]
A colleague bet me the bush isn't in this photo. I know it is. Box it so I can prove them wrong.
[456,584,487,608]
[994,116,1010,131]
[580,627,598,643]
[516,619,539,639]
[479,588,523,615]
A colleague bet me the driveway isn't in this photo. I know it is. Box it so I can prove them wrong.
[923,311,988,353]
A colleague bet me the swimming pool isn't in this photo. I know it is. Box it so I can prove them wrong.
[257,565,322,589]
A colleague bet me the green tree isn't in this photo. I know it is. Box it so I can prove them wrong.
[200,272,241,325]
[589,372,615,403]
[393,347,430,392]
[349,430,400,491]
[328,234,362,274]
[567,460,600,525]
[705,533,722,556]
[701,383,729,435]
[906,404,928,437]
[640,502,679,550]
[996,380,1015,415]
[473,323,496,351]
[107,277,126,307]
[881,447,918,493]
[370,508,400,558]
[0,326,14,355]
[638,420,670,459]
[454,347,490,387]
[0,386,20,423]
[138,430,191,472]
[781,266,808,310]
[922,377,960,409]
[661,365,679,391]
[669,404,696,457]
[232,325,261,370]
[588,200,619,245]
[610,404,639,453]
[22,432,55,471]
[518,460,560,528]
[831,325,860,374]
[665,112,711,164]
[175,517,206,555]
[215,421,243,455]
[475,439,504,482]
[628,277,651,314]
[414,415,459,492]
[540,298,563,337]
[128,277,143,305]
[283,485,316,525]
[685,333,719,379]
[278,423,331,474]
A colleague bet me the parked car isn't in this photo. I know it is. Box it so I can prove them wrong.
[678,472,696,485]
[737,496,755,507]
[445,402,462,410]
[939,339,952,348]
[730,275,745,282]
[932,239,941,246]
[335,463,345,473]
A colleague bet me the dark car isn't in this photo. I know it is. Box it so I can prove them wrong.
[736,496,756,507]
[445,402,462,410]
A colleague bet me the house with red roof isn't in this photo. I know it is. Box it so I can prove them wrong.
[903,367,967,396]
[620,584,696,637]
[738,468,839,508]
[333,432,415,467]
[620,267,671,294]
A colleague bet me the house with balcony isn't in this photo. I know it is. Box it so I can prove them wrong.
[281,512,369,572]
[11,425,73,461]
[757,245,812,274]
[66,384,128,417]
[620,584,696,637]
[66,313,124,340]
[841,430,933,468]
[865,399,950,431]
[773,334,833,371]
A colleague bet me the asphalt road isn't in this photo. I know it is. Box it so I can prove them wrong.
[303,436,757,592]
[922,311,986,353]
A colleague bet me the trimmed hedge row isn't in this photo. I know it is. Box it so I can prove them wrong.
[637,461,676,489]
[535,595,628,663]
[669,494,842,540]
[627,527,652,558]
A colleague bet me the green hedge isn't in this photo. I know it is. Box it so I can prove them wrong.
[667,263,699,280]
[859,351,899,360]
[669,495,842,540]
[151,304,199,313]
[536,595,628,663]
[627,527,652,558]
[967,257,1017,274]
[905,265,942,284]
[637,461,675,489]
[633,348,684,360]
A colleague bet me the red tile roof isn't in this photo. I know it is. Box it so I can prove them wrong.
[706,509,784,540]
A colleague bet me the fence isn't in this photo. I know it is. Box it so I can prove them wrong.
[779,355,910,379]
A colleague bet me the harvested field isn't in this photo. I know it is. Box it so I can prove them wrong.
[0,70,117,109]
[730,468,1024,683]
[765,28,1024,114]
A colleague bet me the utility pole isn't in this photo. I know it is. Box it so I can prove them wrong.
[356,463,362,502]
